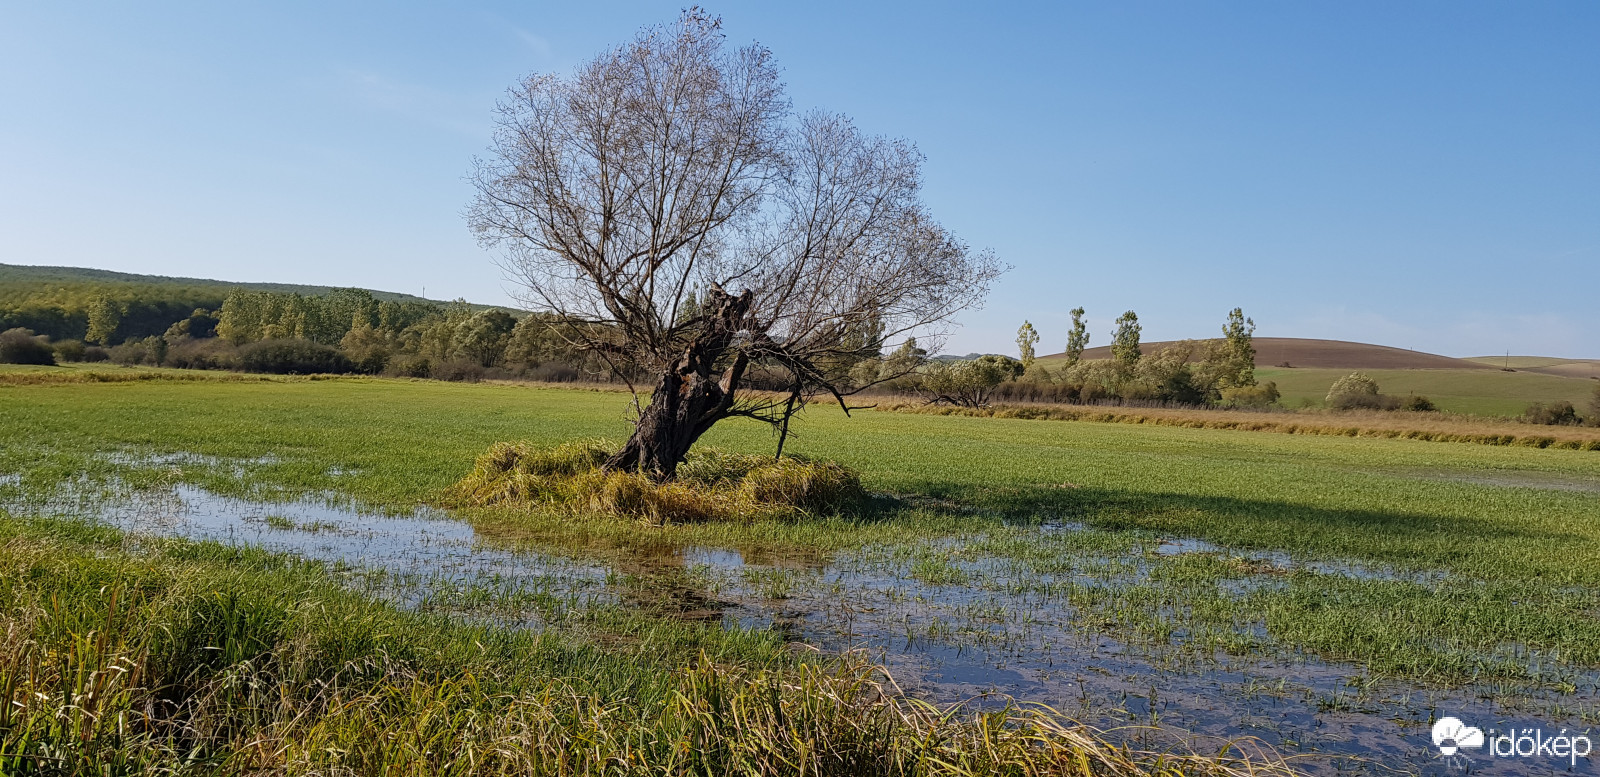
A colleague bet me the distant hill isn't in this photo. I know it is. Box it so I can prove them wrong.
[1463,356,1600,380]
[1042,337,1496,371]
[0,262,497,344]
[1028,337,1596,417]
[0,263,440,305]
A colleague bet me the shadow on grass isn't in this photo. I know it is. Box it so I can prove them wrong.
[909,481,1590,581]
[467,473,1595,619]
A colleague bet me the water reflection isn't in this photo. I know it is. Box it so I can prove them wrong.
[14,478,1595,776]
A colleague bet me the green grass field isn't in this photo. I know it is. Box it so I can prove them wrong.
[1256,366,1599,416]
[3,366,1599,772]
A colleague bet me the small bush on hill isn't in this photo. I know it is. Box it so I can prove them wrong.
[1523,401,1581,426]
[237,339,353,374]
[0,328,56,365]
[1401,395,1437,412]
[449,441,867,523]
[1326,372,1377,403]
[1325,372,1401,410]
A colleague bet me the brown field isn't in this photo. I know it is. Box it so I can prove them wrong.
[1464,355,1600,379]
[879,399,1600,451]
[1042,337,1496,370]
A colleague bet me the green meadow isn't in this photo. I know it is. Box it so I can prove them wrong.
[3,365,1599,773]
[1256,366,1598,416]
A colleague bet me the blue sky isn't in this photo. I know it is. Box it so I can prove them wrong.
[2,2,1595,357]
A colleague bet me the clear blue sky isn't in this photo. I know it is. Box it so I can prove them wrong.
[2,2,1595,358]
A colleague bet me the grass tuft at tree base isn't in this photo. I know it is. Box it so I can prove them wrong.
[447,441,870,523]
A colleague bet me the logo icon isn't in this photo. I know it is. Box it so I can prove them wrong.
[1433,717,1485,756]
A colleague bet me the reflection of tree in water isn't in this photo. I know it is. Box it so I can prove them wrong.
[610,545,831,628]
[611,545,730,622]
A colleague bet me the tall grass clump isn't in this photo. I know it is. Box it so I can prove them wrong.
[448,441,868,522]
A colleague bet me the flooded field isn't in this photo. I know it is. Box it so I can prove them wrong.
[15,452,1595,777]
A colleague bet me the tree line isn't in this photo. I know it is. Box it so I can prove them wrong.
[0,284,607,381]
[906,308,1277,408]
[0,280,228,344]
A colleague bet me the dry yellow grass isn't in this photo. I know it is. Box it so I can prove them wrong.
[880,400,1600,451]
[446,440,869,522]
[0,366,286,386]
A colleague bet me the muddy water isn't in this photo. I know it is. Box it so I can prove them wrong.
[18,477,1597,776]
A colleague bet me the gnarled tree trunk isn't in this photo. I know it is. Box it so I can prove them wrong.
[604,288,753,480]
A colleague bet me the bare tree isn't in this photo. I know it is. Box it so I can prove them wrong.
[468,10,1001,480]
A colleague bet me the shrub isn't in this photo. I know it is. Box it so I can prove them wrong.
[431,358,486,382]
[1219,381,1280,408]
[109,336,168,366]
[109,342,141,365]
[1325,372,1400,410]
[919,356,1022,407]
[345,347,390,375]
[1019,363,1053,384]
[1589,384,1600,427]
[51,339,87,362]
[1076,380,1110,403]
[0,328,56,365]
[1522,401,1581,426]
[81,345,110,362]
[987,379,1082,404]
[384,354,432,378]
[525,362,580,383]
[449,441,867,522]
[1059,358,1130,402]
[236,339,353,375]
[166,338,239,370]
[1131,342,1207,403]
[1401,394,1437,412]
[163,309,220,340]
[1326,372,1378,403]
